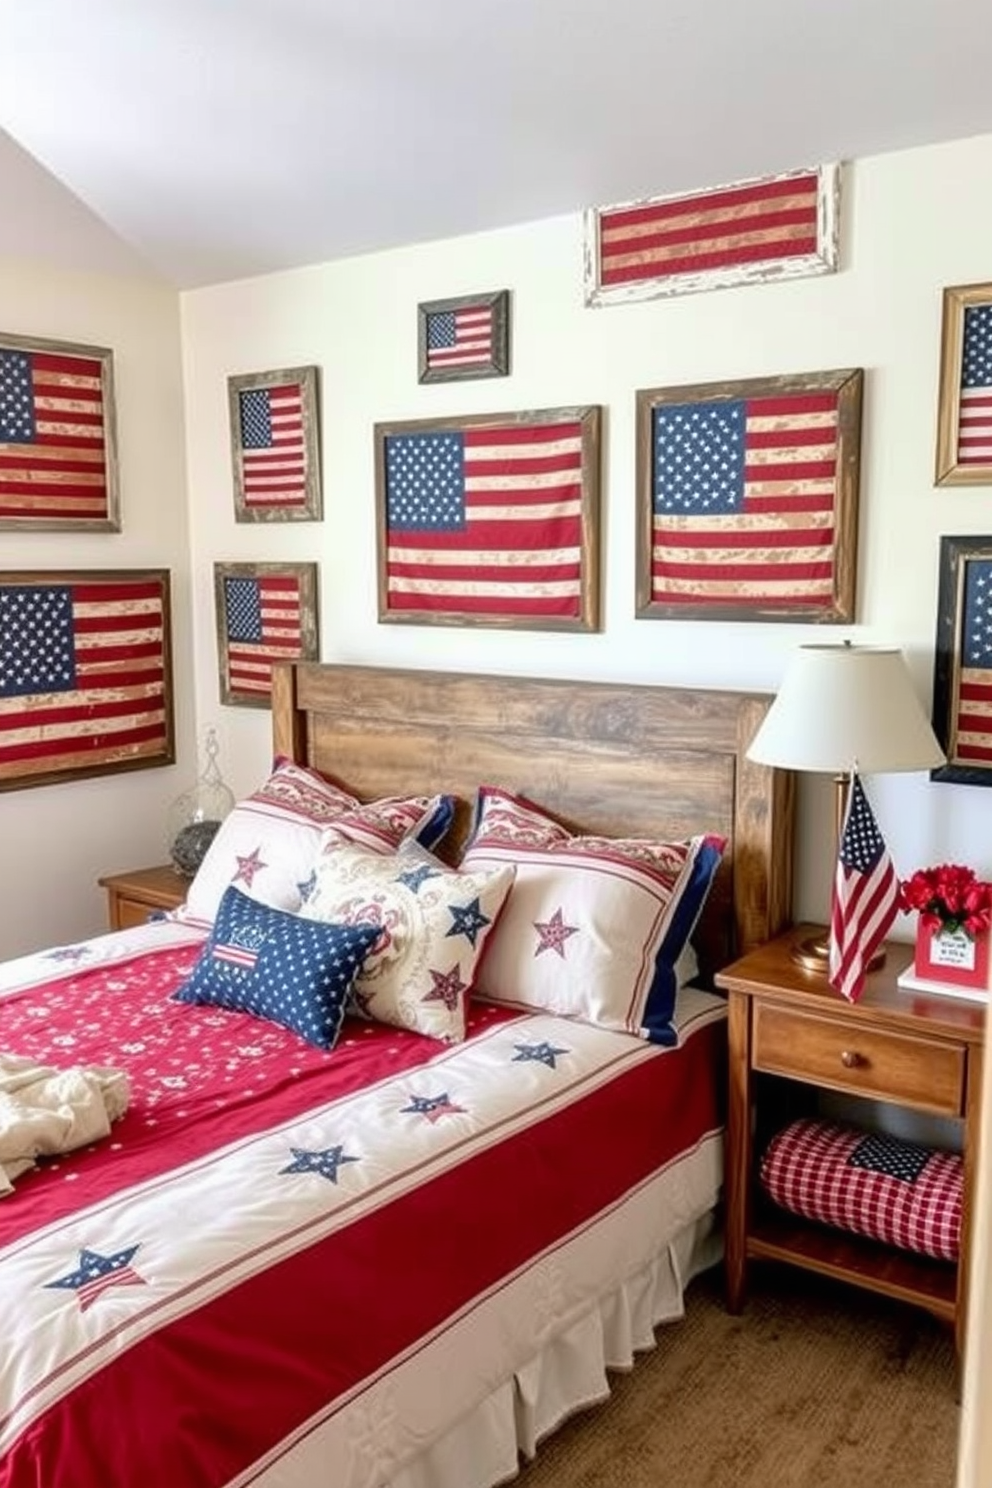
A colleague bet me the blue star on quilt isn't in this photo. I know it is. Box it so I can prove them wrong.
[533,907,579,958]
[424,965,468,1011]
[446,896,491,948]
[395,863,440,893]
[45,1244,146,1311]
[280,1145,359,1183]
[512,1040,569,1069]
[45,944,90,965]
[400,1092,467,1123]
[232,846,267,888]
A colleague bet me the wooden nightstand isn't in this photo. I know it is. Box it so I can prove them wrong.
[98,865,188,931]
[715,926,986,1357]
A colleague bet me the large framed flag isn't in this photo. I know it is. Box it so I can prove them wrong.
[0,569,173,791]
[931,535,992,785]
[934,282,992,486]
[227,366,322,522]
[635,368,863,623]
[0,332,120,532]
[417,291,510,384]
[213,562,319,707]
[584,164,840,307]
[374,405,601,632]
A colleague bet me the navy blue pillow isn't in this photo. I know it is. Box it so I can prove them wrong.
[174,886,380,1049]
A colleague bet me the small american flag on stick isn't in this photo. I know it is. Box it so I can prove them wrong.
[639,370,861,621]
[829,774,899,1003]
[0,572,172,786]
[586,165,839,306]
[0,339,118,529]
[216,564,318,706]
[378,408,599,630]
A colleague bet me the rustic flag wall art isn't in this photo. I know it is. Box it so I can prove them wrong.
[0,332,120,531]
[635,368,863,623]
[227,366,322,521]
[930,535,992,785]
[0,569,174,790]
[934,282,992,486]
[584,164,840,306]
[417,291,510,384]
[213,561,319,707]
[374,405,601,631]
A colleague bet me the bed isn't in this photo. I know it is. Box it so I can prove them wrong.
[0,662,793,1488]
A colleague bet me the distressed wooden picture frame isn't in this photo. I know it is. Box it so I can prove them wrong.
[374,405,601,631]
[931,535,992,785]
[227,365,322,522]
[0,568,173,791]
[417,290,510,383]
[934,283,992,486]
[635,367,863,623]
[214,561,319,708]
[0,331,121,532]
[584,164,841,307]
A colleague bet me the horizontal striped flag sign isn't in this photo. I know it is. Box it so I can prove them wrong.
[636,369,863,623]
[214,563,319,707]
[584,165,840,307]
[375,407,601,632]
[417,291,510,384]
[0,335,119,531]
[0,571,174,789]
[227,366,322,522]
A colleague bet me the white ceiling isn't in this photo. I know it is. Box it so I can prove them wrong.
[2,0,991,290]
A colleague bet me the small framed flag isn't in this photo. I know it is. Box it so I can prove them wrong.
[930,535,992,785]
[374,405,601,631]
[635,368,863,623]
[934,283,992,486]
[584,164,841,307]
[0,331,120,532]
[417,291,510,384]
[227,366,322,522]
[214,562,319,707]
[0,569,174,791]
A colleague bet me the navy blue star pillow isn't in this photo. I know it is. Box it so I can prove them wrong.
[174,886,380,1050]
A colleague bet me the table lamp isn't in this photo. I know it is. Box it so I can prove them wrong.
[746,643,946,971]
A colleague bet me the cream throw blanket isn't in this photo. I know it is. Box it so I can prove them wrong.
[0,1052,130,1196]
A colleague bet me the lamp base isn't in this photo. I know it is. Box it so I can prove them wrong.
[790,930,886,977]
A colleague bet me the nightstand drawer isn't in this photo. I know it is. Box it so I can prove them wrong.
[113,897,167,931]
[752,1003,966,1116]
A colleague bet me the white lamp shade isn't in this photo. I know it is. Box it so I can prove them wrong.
[747,644,946,774]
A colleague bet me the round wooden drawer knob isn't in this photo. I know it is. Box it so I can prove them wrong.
[840,1050,865,1069]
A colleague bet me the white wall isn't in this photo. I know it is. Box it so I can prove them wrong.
[181,134,992,924]
[0,256,193,957]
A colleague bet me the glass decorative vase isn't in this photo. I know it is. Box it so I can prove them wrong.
[167,728,235,878]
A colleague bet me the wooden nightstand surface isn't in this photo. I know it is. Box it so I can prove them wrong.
[98,864,188,931]
[715,925,986,1359]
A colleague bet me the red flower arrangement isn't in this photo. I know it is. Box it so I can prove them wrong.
[899,863,992,940]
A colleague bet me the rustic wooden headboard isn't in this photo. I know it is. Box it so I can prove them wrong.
[271,662,795,978]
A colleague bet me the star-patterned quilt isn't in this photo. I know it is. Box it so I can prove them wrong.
[0,921,727,1488]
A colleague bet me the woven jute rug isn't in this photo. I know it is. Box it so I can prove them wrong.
[513,1265,959,1488]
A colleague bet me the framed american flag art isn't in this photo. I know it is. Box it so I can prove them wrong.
[214,561,319,707]
[0,569,174,791]
[930,535,992,785]
[227,366,322,522]
[417,290,510,383]
[584,164,841,307]
[935,283,992,486]
[374,405,601,631]
[635,368,863,623]
[0,332,120,532]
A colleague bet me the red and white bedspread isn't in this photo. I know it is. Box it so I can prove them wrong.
[0,923,726,1488]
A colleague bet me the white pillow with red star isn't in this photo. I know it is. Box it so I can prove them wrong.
[300,838,515,1043]
[176,757,454,928]
[459,786,724,1045]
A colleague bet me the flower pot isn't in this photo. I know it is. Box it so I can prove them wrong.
[914,921,990,992]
